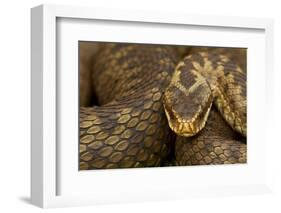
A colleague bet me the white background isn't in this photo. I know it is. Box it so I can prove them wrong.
[0,0,281,212]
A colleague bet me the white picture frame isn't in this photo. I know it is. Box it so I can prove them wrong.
[31,4,274,208]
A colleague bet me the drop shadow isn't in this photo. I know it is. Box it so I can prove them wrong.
[18,196,31,205]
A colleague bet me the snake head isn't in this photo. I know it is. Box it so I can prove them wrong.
[163,62,213,137]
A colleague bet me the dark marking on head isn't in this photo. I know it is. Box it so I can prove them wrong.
[190,53,205,67]
[179,66,197,89]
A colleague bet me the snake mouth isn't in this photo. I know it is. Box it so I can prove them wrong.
[163,104,197,137]
[163,95,213,137]
[164,106,211,137]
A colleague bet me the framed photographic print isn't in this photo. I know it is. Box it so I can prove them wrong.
[31,4,274,208]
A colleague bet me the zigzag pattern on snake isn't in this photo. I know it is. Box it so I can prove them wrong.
[79,43,247,170]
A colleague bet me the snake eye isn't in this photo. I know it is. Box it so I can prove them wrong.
[163,61,214,137]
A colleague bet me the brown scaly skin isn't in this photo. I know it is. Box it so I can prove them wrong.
[80,44,247,169]
[80,44,179,170]
[189,47,247,73]
[163,49,246,137]
[175,107,246,165]
[163,47,246,165]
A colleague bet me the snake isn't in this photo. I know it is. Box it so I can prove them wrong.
[79,43,246,170]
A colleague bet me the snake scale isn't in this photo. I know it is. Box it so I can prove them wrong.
[79,43,247,170]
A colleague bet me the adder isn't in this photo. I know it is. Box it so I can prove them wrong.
[79,43,246,170]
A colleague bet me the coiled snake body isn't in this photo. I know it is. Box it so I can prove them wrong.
[79,43,246,170]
